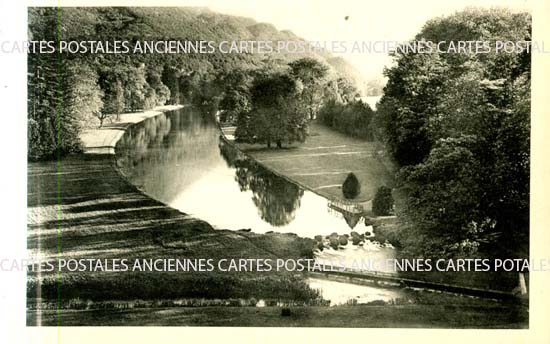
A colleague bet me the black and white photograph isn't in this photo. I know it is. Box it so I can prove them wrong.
[1,0,550,340]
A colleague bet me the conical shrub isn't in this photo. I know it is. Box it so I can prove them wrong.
[342,172,361,199]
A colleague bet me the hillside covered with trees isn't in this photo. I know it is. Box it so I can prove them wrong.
[27,7,362,160]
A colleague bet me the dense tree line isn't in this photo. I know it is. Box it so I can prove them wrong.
[234,72,307,148]
[315,67,375,140]
[376,8,530,259]
[231,57,360,148]
[27,7,362,160]
[317,99,375,140]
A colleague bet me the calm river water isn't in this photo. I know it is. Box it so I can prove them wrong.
[115,107,401,302]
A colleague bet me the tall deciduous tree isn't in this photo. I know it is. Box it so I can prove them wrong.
[65,62,104,128]
[124,63,147,112]
[289,58,329,119]
[236,73,307,148]
[28,8,85,160]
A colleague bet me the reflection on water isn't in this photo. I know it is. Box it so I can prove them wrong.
[220,146,303,227]
[116,108,220,204]
[116,108,400,300]
[115,107,394,262]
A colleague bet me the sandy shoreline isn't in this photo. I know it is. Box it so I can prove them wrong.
[80,105,185,154]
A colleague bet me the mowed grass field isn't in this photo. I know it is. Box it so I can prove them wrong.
[30,299,527,328]
[234,121,395,203]
[27,155,528,328]
[27,155,318,312]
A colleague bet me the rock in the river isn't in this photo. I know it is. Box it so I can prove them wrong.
[317,242,325,251]
[338,235,348,246]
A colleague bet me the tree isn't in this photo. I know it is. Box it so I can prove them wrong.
[289,58,329,119]
[64,62,104,128]
[161,65,181,105]
[27,8,86,160]
[145,66,171,108]
[217,69,253,124]
[335,76,359,103]
[318,99,375,140]
[342,173,361,199]
[317,99,344,128]
[236,73,307,148]
[219,89,251,124]
[372,186,394,216]
[28,53,85,160]
[101,77,125,122]
[375,8,531,259]
[376,51,448,166]
[400,136,488,257]
[233,159,304,226]
[124,63,148,112]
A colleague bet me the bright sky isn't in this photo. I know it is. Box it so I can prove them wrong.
[185,0,531,81]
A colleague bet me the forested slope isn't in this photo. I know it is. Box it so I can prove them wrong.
[27,7,363,160]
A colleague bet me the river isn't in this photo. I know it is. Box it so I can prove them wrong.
[115,107,402,304]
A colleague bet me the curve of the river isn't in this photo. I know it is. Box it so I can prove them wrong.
[114,107,397,273]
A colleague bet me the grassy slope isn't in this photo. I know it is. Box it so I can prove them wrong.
[27,154,317,304]
[30,298,527,328]
[235,122,524,293]
[26,141,527,328]
[236,121,394,203]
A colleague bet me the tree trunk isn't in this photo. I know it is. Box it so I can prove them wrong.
[276,139,282,149]
[518,272,527,295]
[267,140,271,148]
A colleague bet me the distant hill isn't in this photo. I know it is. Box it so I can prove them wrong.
[27,6,367,160]
[325,56,367,95]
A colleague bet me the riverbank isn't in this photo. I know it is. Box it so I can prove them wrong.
[221,119,526,296]
[27,106,319,318]
[225,121,395,208]
[80,105,184,154]
[27,106,527,327]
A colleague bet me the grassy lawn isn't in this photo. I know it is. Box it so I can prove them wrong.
[27,155,317,313]
[27,154,528,328]
[29,299,527,327]
[235,121,395,203]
